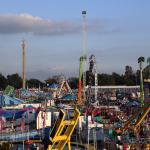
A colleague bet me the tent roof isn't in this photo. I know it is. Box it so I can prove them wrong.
[48,83,58,89]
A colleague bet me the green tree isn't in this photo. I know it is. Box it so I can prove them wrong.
[112,72,124,85]
[124,65,136,85]
[27,79,44,88]
[7,73,22,89]
[45,77,58,85]
[98,73,115,85]
[135,70,140,85]
[0,73,7,90]
[125,65,133,76]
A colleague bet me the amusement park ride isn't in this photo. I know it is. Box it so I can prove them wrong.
[115,64,150,149]
[57,76,73,98]
[77,11,98,106]
[46,108,80,150]
[88,54,98,104]
[120,104,150,134]
[77,11,87,104]
[1,12,150,150]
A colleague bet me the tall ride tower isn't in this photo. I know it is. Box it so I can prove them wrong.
[88,55,98,103]
[82,11,88,101]
[77,11,88,103]
[22,40,26,89]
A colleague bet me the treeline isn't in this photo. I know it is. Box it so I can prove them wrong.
[0,73,44,90]
[0,65,149,90]
[98,65,139,86]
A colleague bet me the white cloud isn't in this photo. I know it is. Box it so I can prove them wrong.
[0,13,115,36]
[49,66,65,71]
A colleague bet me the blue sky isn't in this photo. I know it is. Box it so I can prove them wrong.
[0,0,150,80]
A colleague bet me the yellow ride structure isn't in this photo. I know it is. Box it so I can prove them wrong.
[117,104,150,134]
[115,104,150,149]
[47,108,80,150]
[131,105,150,132]
[123,105,149,132]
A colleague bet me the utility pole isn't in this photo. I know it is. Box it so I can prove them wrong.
[22,40,26,89]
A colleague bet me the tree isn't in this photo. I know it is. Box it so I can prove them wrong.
[112,72,124,85]
[0,73,7,90]
[124,65,136,85]
[98,73,115,85]
[45,76,59,85]
[7,73,22,89]
[27,79,44,88]
[135,70,140,85]
[125,65,133,76]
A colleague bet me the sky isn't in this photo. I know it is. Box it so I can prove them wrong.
[0,0,150,81]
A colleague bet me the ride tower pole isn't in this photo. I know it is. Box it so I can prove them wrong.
[77,11,88,103]
[77,56,83,103]
[82,11,88,102]
[138,57,145,106]
[22,40,26,89]
[140,64,144,106]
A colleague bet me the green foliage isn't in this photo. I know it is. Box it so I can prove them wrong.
[0,73,7,90]
[27,78,44,88]
[97,66,137,86]
[1,61,150,90]
[98,73,115,85]
[136,70,140,85]
[45,75,62,85]
[124,66,136,85]
[112,72,125,85]
[7,73,22,89]
[125,65,133,76]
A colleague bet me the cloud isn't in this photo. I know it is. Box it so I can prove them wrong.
[0,13,117,35]
[49,66,65,71]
